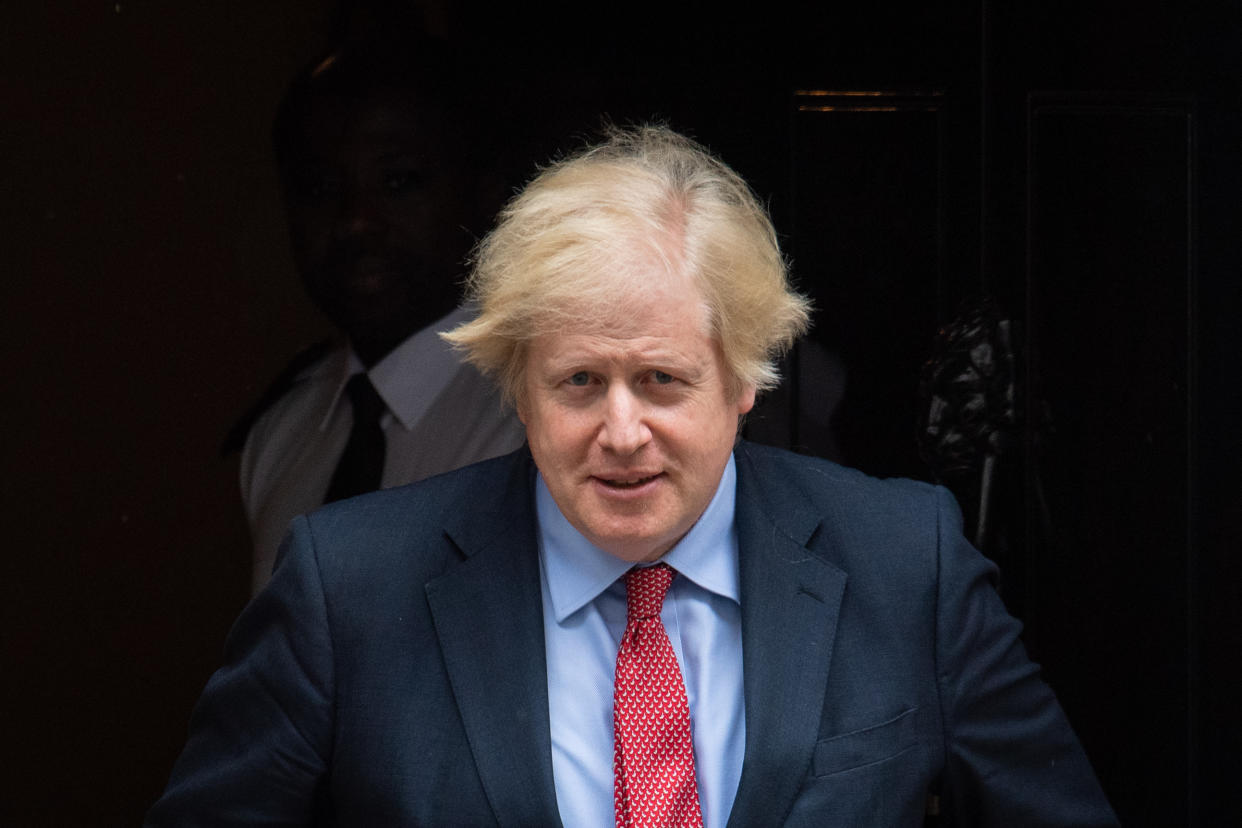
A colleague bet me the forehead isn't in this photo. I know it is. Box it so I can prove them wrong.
[564,266,709,333]
[515,274,739,402]
[291,90,459,161]
[529,284,717,376]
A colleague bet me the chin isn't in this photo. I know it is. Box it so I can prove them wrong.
[589,525,680,563]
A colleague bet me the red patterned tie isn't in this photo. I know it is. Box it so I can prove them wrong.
[613,564,704,828]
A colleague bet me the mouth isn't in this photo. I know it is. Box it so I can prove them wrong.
[595,472,662,489]
[343,258,400,286]
[321,251,404,290]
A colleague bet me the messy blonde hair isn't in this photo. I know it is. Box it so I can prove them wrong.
[443,124,811,404]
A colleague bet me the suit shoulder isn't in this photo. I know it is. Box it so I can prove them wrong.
[736,440,939,508]
[301,448,531,555]
[735,442,965,591]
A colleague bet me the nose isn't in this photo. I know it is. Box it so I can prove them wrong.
[598,384,651,456]
[334,185,385,242]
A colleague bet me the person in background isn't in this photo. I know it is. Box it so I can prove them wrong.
[226,38,524,593]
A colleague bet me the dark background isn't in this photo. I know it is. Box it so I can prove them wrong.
[3,2,1238,824]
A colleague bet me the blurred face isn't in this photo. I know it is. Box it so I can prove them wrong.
[283,90,481,363]
[518,279,756,563]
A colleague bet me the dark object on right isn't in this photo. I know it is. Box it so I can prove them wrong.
[918,297,1019,549]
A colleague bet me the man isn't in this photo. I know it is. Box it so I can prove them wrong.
[152,126,1117,825]
[233,40,525,593]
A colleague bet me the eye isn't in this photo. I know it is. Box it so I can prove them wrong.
[289,168,341,201]
[566,371,591,387]
[650,370,675,385]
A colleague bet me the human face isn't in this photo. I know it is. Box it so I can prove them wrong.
[283,91,480,364]
[518,281,756,563]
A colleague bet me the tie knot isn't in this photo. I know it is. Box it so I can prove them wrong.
[345,373,386,423]
[624,564,675,622]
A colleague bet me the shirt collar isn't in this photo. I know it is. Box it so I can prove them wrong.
[319,305,474,432]
[537,453,741,624]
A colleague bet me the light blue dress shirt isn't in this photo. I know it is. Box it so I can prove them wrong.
[536,455,745,828]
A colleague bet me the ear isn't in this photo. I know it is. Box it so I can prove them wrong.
[735,384,757,416]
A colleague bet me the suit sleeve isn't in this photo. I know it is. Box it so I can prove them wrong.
[146,516,334,827]
[931,486,1119,826]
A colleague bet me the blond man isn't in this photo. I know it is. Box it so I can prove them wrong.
[151,126,1115,827]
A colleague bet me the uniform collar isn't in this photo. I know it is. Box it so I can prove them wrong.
[320,306,474,432]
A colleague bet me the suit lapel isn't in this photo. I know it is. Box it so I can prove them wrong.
[425,454,562,828]
[726,445,848,827]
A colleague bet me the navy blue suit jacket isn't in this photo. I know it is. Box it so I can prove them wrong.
[149,443,1116,826]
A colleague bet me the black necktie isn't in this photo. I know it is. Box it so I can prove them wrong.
[324,373,387,504]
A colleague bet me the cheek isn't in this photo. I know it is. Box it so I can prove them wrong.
[520,401,571,459]
[288,213,331,263]
[387,202,437,238]
[539,409,606,471]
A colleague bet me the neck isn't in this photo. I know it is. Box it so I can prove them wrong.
[350,335,398,368]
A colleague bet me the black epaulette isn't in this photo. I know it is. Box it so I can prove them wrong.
[220,339,336,456]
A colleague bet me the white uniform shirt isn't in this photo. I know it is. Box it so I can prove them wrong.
[240,307,526,593]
